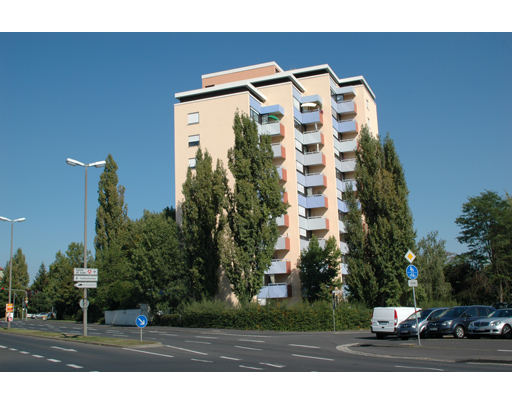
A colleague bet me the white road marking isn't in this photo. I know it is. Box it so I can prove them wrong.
[220,356,241,361]
[194,336,217,339]
[498,350,512,352]
[123,348,175,358]
[51,346,77,352]
[47,359,61,363]
[394,365,444,372]
[260,362,286,368]
[239,365,263,370]
[0,345,7,349]
[186,340,212,345]
[9,348,18,351]
[291,354,334,361]
[239,339,264,343]
[289,344,320,349]
[162,334,178,336]
[20,351,30,355]
[191,358,213,363]
[32,355,44,359]
[165,345,208,356]
[67,364,83,369]
[235,346,262,351]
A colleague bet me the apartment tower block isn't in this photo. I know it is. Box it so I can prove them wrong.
[174,62,378,305]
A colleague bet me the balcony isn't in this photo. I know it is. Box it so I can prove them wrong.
[341,263,349,275]
[272,143,286,159]
[302,109,323,125]
[298,194,328,209]
[276,214,289,227]
[300,238,327,251]
[337,179,357,192]
[299,216,329,231]
[276,166,287,182]
[334,100,357,115]
[295,129,324,146]
[260,121,285,137]
[336,158,356,173]
[332,117,359,134]
[340,241,349,254]
[275,236,291,251]
[258,283,292,299]
[303,151,326,167]
[337,138,357,153]
[305,172,327,188]
[265,260,291,275]
[339,219,347,233]
[337,199,349,213]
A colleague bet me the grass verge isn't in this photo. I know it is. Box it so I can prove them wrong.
[0,327,159,347]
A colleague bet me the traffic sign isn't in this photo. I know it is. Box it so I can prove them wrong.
[136,315,148,328]
[74,275,98,282]
[406,265,418,280]
[79,298,89,309]
[74,268,98,276]
[405,250,416,263]
[74,282,97,288]
[408,280,418,287]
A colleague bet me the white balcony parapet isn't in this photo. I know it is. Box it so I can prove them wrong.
[258,283,290,299]
[338,138,357,153]
[340,241,349,255]
[265,259,290,275]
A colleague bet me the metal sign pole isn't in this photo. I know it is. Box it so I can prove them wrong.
[412,285,420,346]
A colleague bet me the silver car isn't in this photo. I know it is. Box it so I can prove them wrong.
[468,308,512,339]
[397,308,448,340]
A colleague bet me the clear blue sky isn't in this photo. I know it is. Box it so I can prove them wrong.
[1,32,511,283]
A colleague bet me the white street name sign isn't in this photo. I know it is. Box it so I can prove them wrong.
[408,280,418,287]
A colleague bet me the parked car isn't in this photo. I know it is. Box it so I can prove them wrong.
[32,312,49,320]
[426,305,495,339]
[397,307,448,340]
[371,307,419,339]
[468,308,512,339]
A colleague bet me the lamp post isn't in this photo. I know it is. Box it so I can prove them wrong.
[66,158,106,337]
[0,216,26,330]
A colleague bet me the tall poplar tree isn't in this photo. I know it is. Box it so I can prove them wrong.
[181,148,228,300]
[345,126,416,307]
[3,248,29,290]
[220,111,289,305]
[94,154,132,311]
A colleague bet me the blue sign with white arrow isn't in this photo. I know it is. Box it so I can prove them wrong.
[136,315,148,328]
[406,265,419,280]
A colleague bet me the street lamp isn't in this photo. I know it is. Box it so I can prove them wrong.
[0,216,26,330]
[66,158,106,337]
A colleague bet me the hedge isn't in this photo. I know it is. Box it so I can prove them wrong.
[153,300,372,332]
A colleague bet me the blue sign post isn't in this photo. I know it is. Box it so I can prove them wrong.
[136,315,147,342]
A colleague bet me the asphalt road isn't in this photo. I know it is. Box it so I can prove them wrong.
[1,319,512,372]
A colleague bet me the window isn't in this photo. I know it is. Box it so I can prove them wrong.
[188,158,196,168]
[188,112,199,125]
[188,135,200,147]
[250,108,261,124]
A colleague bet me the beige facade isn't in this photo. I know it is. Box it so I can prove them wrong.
[174,62,378,305]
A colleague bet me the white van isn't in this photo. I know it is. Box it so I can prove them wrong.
[371,307,419,339]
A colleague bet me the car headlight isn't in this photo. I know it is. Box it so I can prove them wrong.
[442,320,452,326]
[490,321,502,326]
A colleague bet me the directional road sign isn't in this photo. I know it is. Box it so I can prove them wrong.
[74,268,98,276]
[74,275,98,282]
[136,315,148,328]
[74,282,97,289]
[406,265,418,280]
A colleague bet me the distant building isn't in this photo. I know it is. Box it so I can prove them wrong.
[174,62,378,305]
[0,266,4,280]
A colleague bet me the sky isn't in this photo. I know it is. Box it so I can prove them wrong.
[1,11,511,285]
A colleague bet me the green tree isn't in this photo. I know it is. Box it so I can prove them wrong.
[455,190,512,302]
[299,235,342,302]
[94,154,132,311]
[181,148,228,300]
[47,242,94,319]
[415,231,452,305]
[3,248,29,290]
[221,111,289,305]
[29,262,52,313]
[345,127,416,307]
[129,210,188,313]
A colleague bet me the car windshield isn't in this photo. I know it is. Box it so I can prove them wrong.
[438,307,467,318]
[429,309,448,319]
[488,309,512,318]
[405,309,432,321]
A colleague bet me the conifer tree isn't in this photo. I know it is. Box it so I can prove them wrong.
[94,154,132,310]
[345,126,416,307]
[220,111,288,305]
[181,148,228,300]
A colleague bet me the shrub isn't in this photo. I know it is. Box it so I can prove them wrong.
[153,300,373,331]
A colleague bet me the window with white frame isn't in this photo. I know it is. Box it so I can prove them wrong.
[188,112,199,125]
[188,135,200,147]
[188,158,196,168]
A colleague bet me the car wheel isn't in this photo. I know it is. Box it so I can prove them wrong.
[502,324,512,339]
[453,325,465,339]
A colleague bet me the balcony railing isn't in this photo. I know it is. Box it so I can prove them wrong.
[259,121,285,137]
[258,283,291,299]
[298,194,328,209]
[303,151,326,167]
[276,166,287,182]
[265,260,291,275]
[276,214,289,227]
[275,236,290,251]
[305,172,326,188]
[272,143,286,159]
